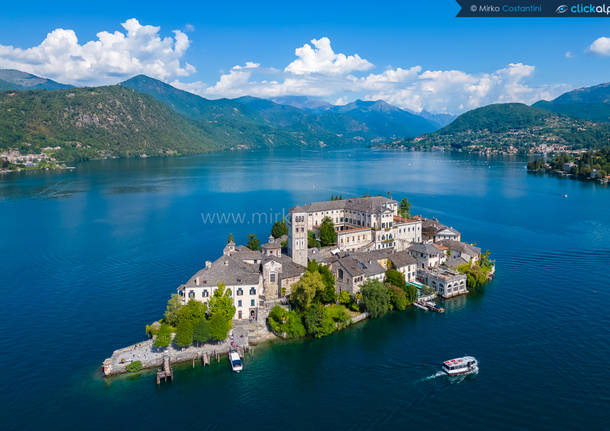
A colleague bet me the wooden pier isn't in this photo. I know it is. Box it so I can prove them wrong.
[156,355,173,385]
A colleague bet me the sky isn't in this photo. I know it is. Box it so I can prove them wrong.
[0,0,608,114]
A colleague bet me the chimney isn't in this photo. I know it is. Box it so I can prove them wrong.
[205,260,212,269]
[195,277,200,286]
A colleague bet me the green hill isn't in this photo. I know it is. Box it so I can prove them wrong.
[533,82,610,123]
[389,103,610,152]
[0,86,217,161]
[0,69,72,91]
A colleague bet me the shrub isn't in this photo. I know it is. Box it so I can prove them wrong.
[145,322,161,337]
[268,306,306,338]
[284,311,307,338]
[361,280,391,318]
[327,304,351,329]
[126,361,142,373]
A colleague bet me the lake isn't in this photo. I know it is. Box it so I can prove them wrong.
[1,148,609,430]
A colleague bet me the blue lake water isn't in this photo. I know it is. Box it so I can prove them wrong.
[1,148,609,430]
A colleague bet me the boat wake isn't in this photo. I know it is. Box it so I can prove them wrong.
[418,371,446,382]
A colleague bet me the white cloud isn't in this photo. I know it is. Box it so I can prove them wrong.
[0,18,195,85]
[588,36,610,56]
[565,51,573,58]
[359,62,567,113]
[284,37,373,75]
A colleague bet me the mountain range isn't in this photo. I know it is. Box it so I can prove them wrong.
[1,68,609,162]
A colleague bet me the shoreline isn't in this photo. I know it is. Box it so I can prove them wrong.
[102,312,372,377]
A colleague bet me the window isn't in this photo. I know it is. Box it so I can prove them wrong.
[202,290,209,297]
[270,273,276,282]
[251,299,255,306]
[238,300,242,307]
[237,288,244,296]
[338,268,344,280]
[188,291,195,298]
[250,287,256,295]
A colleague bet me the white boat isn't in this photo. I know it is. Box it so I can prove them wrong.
[442,356,478,376]
[228,350,243,373]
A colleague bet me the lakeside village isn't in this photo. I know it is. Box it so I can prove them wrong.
[527,147,610,184]
[102,195,494,378]
[0,148,71,173]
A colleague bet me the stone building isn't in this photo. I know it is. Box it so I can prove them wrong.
[408,242,447,269]
[417,267,467,298]
[421,218,461,243]
[288,196,422,267]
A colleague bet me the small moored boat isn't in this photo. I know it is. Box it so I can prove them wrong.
[228,350,243,373]
[442,356,478,376]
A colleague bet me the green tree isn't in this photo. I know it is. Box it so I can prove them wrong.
[308,230,321,248]
[338,290,352,306]
[174,320,194,348]
[176,299,207,326]
[209,311,230,341]
[271,218,288,238]
[388,285,408,311]
[290,271,325,310]
[163,293,183,326]
[457,263,488,289]
[361,280,391,318]
[319,216,337,246]
[403,283,418,304]
[246,233,261,250]
[193,318,211,345]
[303,304,336,338]
[308,261,337,304]
[385,269,406,289]
[209,284,236,326]
[154,323,172,349]
[399,198,412,218]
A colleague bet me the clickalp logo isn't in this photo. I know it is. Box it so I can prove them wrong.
[556,4,569,13]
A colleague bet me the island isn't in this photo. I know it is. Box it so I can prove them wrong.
[102,195,495,377]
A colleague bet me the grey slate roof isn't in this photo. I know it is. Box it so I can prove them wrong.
[408,242,444,256]
[336,255,385,278]
[233,245,263,260]
[185,255,260,287]
[436,240,481,257]
[389,250,417,268]
[445,255,469,269]
[290,196,396,214]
